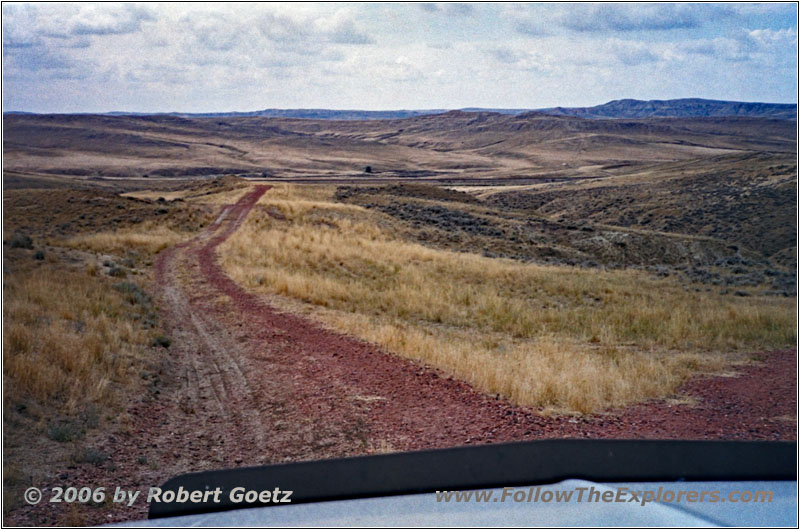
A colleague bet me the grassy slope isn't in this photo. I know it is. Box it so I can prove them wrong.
[485,153,797,260]
[219,184,795,414]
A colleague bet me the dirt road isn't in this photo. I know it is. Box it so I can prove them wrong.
[150,185,796,454]
[10,185,793,525]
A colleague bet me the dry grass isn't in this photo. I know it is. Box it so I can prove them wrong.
[3,264,157,414]
[61,222,187,255]
[120,190,194,202]
[2,181,239,524]
[5,182,239,414]
[121,186,252,205]
[60,186,250,255]
[192,186,252,205]
[219,184,796,414]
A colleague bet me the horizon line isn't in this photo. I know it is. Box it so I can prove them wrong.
[3,97,798,116]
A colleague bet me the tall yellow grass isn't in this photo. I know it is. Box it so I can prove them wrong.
[3,266,154,413]
[63,223,186,255]
[62,186,246,255]
[218,184,796,413]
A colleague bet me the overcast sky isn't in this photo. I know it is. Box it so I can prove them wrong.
[3,2,797,113]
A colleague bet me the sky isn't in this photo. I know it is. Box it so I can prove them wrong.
[2,2,798,113]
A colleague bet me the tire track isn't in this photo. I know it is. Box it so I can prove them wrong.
[154,192,272,460]
[153,186,368,467]
[181,185,796,455]
[149,183,796,477]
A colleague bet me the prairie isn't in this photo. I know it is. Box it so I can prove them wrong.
[2,108,796,525]
[4,112,795,182]
[219,184,795,414]
[1,180,243,518]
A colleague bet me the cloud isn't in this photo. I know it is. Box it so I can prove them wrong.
[2,3,797,113]
[677,28,797,64]
[506,4,743,37]
[745,27,798,49]
[2,2,155,53]
[327,20,373,44]
[374,56,425,82]
[5,46,72,71]
[125,62,192,86]
[514,23,548,37]
[2,44,91,83]
[417,3,473,16]
[168,7,372,75]
[67,4,155,36]
[314,12,375,45]
[488,47,524,64]
[2,4,43,48]
[255,12,312,45]
[486,46,553,71]
[180,12,243,52]
[557,4,706,32]
[179,8,373,58]
[605,39,659,65]
[506,6,549,37]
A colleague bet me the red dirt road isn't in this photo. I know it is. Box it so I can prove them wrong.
[156,185,796,449]
[10,185,794,525]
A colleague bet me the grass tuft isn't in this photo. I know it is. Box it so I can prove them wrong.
[151,335,171,348]
[47,420,84,443]
[9,233,33,249]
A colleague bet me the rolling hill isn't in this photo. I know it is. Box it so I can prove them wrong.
[3,110,795,181]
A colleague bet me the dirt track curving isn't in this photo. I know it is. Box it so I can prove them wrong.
[10,185,793,526]
[152,185,795,453]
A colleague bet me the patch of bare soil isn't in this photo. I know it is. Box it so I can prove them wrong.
[6,186,794,526]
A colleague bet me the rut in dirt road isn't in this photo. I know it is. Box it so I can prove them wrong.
[154,185,401,466]
[154,184,524,462]
[154,185,795,467]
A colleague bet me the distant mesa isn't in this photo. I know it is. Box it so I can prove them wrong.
[535,98,797,121]
[4,98,796,121]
